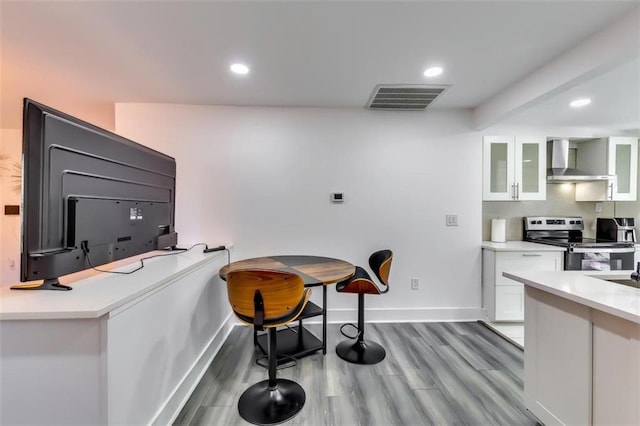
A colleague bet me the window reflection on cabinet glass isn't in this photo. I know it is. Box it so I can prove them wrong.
[491,143,508,193]
[522,143,539,193]
[616,144,631,194]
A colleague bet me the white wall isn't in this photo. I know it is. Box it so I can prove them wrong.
[116,104,484,321]
[0,129,22,286]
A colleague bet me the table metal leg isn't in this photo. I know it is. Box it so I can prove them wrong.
[323,285,327,354]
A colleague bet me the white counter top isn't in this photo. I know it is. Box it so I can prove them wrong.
[504,270,640,324]
[0,248,229,320]
[482,241,566,252]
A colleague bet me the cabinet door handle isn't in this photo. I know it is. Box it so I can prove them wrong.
[512,183,516,200]
[609,182,614,200]
[521,253,542,257]
[516,182,520,200]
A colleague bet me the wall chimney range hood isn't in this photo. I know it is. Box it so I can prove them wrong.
[547,139,615,183]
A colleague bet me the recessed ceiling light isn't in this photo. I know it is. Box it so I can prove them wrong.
[423,67,443,77]
[230,63,249,75]
[570,98,591,108]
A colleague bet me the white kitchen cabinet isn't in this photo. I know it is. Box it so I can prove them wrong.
[482,136,546,201]
[483,249,563,321]
[575,136,638,201]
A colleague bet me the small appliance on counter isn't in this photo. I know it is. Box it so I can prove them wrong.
[596,217,636,243]
[490,218,506,242]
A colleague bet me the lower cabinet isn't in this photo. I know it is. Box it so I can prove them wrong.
[483,249,563,321]
[495,285,525,321]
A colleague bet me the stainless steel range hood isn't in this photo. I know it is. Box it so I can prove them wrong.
[547,139,615,183]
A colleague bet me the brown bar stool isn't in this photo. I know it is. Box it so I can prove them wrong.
[335,249,392,365]
[226,269,311,425]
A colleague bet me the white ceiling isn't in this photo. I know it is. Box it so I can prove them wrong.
[1,0,639,131]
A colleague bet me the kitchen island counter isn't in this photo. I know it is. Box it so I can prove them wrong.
[503,270,640,324]
[504,269,640,426]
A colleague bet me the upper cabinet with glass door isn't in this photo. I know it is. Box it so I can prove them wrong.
[609,137,638,201]
[575,137,638,201]
[483,136,547,201]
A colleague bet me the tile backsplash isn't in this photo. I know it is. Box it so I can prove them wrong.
[482,184,640,241]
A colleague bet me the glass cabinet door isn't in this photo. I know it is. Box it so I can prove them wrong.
[514,136,546,201]
[609,137,638,201]
[483,136,515,201]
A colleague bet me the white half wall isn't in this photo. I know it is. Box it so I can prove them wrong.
[115,104,483,321]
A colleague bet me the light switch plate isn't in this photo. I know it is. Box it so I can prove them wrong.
[446,214,458,226]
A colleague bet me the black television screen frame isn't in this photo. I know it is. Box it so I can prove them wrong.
[15,99,178,291]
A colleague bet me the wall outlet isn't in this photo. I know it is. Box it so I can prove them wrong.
[411,278,419,290]
[595,202,603,213]
[446,214,458,226]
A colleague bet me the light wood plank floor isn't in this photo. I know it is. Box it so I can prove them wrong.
[174,322,539,425]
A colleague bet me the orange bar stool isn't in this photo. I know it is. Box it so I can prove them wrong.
[335,249,392,365]
[226,269,311,425]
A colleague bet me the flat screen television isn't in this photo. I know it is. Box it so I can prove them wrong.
[14,99,178,291]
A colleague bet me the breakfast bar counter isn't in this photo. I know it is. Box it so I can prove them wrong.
[0,249,232,426]
[504,270,640,426]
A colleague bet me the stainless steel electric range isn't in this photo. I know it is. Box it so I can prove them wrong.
[524,216,636,271]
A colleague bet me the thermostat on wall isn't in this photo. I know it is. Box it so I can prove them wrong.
[331,193,344,203]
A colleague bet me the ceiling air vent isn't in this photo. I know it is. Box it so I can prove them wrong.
[366,84,449,110]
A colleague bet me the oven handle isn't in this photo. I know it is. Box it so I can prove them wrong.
[570,247,635,254]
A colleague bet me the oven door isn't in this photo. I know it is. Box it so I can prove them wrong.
[565,247,635,271]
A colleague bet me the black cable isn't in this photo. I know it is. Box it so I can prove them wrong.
[81,242,208,275]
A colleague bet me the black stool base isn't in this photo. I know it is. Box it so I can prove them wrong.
[336,339,386,365]
[238,378,305,425]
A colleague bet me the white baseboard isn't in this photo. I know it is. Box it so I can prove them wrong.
[323,307,485,323]
[152,313,236,425]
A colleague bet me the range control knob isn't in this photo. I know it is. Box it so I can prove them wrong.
[570,220,575,224]
[576,220,582,225]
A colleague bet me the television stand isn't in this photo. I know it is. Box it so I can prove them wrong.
[11,278,72,291]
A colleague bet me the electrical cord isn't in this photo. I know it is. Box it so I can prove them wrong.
[200,244,231,265]
[81,242,209,275]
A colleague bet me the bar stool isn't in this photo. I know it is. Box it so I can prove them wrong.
[335,249,392,365]
[226,269,311,425]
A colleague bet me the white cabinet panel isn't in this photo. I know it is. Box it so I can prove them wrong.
[483,249,563,322]
[495,252,560,286]
[483,136,546,201]
[592,310,640,426]
[495,285,524,321]
[524,287,592,425]
[575,137,638,201]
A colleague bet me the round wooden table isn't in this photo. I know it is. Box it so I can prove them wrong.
[219,255,355,287]
[219,255,355,358]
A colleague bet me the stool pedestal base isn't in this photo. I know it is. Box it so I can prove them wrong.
[336,339,386,365]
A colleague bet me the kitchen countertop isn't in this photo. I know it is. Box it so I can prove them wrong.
[503,270,640,324]
[482,241,566,252]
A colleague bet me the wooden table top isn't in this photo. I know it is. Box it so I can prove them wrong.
[219,255,355,286]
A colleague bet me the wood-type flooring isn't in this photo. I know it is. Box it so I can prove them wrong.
[174,321,539,425]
